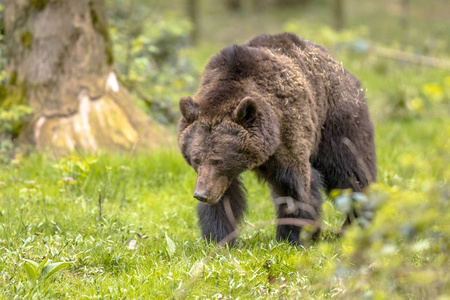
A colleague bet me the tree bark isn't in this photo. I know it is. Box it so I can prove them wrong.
[226,0,242,12]
[187,0,199,45]
[333,0,345,31]
[4,0,166,155]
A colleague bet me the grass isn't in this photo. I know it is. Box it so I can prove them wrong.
[0,115,449,298]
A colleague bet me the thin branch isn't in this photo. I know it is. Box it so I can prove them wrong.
[372,46,450,70]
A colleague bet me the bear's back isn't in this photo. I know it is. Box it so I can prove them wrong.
[246,32,307,52]
[198,33,356,119]
[246,33,328,59]
[204,33,334,84]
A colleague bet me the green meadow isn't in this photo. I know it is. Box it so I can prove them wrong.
[1,109,449,299]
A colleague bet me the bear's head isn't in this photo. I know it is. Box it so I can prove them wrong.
[178,96,280,205]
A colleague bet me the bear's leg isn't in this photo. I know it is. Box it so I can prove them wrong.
[197,179,246,245]
[274,167,322,245]
[312,104,376,226]
[312,105,376,193]
[258,160,322,245]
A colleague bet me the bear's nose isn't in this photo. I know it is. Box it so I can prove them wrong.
[194,191,208,202]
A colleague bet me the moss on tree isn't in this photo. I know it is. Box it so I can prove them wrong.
[21,31,33,50]
[9,71,17,86]
[29,0,49,10]
[0,86,27,110]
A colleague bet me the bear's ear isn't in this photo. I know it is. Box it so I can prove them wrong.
[233,97,258,125]
[180,97,198,123]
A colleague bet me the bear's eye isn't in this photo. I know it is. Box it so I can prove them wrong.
[210,159,223,166]
[192,158,202,165]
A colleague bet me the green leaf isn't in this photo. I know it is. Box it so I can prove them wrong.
[22,259,39,281]
[85,157,98,165]
[165,232,176,257]
[75,161,87,172]
[41,261,74,280]
[39,256,49,271]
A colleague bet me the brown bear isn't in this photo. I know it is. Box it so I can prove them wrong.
[177,33,376,245]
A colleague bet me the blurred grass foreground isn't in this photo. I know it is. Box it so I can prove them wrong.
[0,0,449,298]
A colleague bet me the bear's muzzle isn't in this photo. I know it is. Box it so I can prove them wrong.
[194,166,229,205]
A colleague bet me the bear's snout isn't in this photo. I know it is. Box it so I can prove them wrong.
[193,190,208,202]
[194,166,229,205]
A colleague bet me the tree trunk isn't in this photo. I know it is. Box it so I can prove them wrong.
[187,0,199,45]
[226,0,242,12]
[333,0,345,31]
[4,0,166,155]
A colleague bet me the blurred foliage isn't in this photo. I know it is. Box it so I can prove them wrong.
[285,20,370,51]
[0,105,33,136]
[107,0,197,124]
[354,63,450,120]
[0,105,33,164]
[0,3,33,164]
[331,188,378,228]
[338,181,450,299]
[53,156,98,188]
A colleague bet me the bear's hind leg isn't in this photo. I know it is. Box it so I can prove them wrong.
[312,104,377,226]
[313,104,376,193]
[197,179,246,245]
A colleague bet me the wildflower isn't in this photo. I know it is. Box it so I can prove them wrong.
[128,239,137,251]
[57,177,77,185]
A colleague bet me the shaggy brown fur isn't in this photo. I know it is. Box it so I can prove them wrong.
[178,33,377,245]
